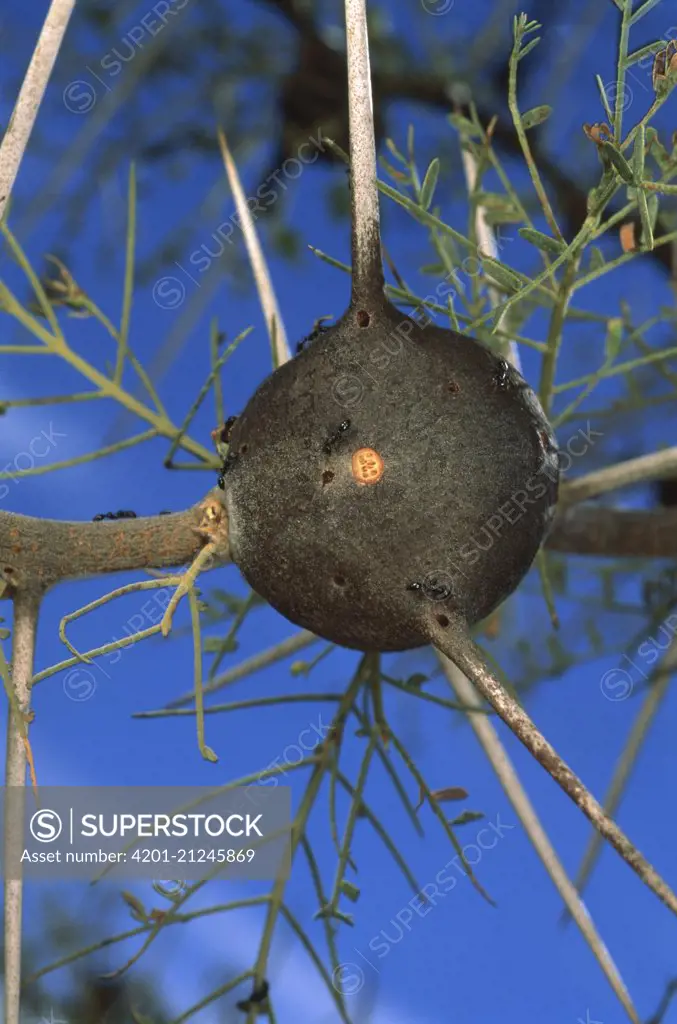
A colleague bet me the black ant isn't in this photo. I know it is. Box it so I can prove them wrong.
[93,510,173,521]
[296,316,333,354]
[322,419,351,455]
[494,359,534,398]
[493,360,511,390]
[214,415,246,489]
[236,979,269,1013]
[406,574,453,601]
[217,450,239,489]
[92,510,137,522]
[218,415,238,444]
[428,580,452,600]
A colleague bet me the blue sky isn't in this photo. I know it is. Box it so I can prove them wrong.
[2,0,677,1022]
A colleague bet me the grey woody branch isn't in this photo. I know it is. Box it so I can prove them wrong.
[0,493,673,600]
[0,491,229,596]
[546,505,677,558]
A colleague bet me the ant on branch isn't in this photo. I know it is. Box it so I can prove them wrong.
[92,510,137,522]
[92,510,172,521]
[236,979,269,1014]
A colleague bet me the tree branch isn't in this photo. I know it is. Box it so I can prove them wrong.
[0,492,229,595]
[561,448,677,507]
[546,505,677,558]
[0,0,76,222]
[563,636,677,924]
[425,612,677,919]
[345,0,384,304]
[439,652,639,1022]
[4,587,42,1024]
[1,486,674,603]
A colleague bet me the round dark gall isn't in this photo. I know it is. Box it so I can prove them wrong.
[223,298,559,652]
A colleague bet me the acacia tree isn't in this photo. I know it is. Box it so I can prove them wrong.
[2,0,677,1022]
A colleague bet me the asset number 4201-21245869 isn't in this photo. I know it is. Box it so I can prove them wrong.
[130,849,256,863]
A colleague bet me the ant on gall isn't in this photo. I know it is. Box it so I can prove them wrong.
[322,420,351,455]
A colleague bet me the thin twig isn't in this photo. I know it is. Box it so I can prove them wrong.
[217,130,290,367]
[344,0,384,303]
[538,258,580,417]
[564,636,677,920]
[457,128,522,372]
[14,0,184,241]
[508,19,563,243]
[425,612,677,918]
[646,977,677,1024]
[439,654,639,1023]
[562,447,677,506]
[162,630,319,710]
[4,588,42,1024]
[0,0,76,222]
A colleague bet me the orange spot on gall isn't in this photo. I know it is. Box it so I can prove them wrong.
[351,447,384,485]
